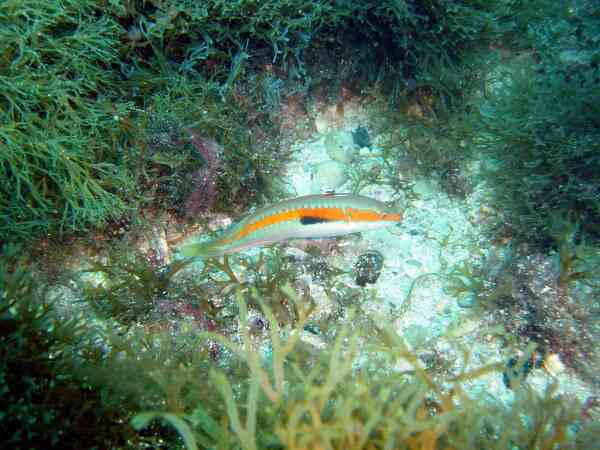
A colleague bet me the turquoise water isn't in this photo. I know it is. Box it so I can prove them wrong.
[2,1,599,448]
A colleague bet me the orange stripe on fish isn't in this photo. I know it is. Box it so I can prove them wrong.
[178,193,403,258]
[224,206,400,244]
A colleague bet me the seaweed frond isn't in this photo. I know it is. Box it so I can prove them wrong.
[134,284,585,450]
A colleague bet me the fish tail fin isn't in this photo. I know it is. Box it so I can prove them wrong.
[177,239,224,258]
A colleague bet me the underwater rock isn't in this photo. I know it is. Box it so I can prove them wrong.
[324,132,356,163]
[354,250,384,287]
[314,104,344,132]
[457,292,477,308]
[314,112,329,133]
[559,49,592,65]
[278,95,314,138]
[352,126,371,149]
[543,353,567,376]
[311,161,348,192]
[404,324,429,349]
[502,350,544,389]
[487,250,599,383]
[412,179,438,200]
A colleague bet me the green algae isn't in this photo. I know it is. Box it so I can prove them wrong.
[0,0,136,241]
[80,250,191,326]
[0,0,562,244]
[2,243,596,449]
[140,78,285,216]
[470,0,600,245]
[131,289,589,450]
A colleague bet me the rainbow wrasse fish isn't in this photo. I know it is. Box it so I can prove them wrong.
[178,193,402,258]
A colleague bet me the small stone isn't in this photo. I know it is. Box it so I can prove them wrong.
[543,353,566,376]
[404,324,428,348]
[314,112,330,133]
[354,250,384,286]
[324,132,356,163]
[457,292,477,309]
[412,179,438,199]
[311,161,348,192]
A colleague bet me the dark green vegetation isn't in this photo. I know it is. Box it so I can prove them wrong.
[305,1,510,107]
[2,258,597,449]
[80,249,191,326]
[472,1,600,245]
[434,2,600,385]
[443,235,600,384]
[0,260,142,448]
[365,2,600,248]
[2,0,597,247]
[0,1,136,241]
[1,0,553,244]
[140,82,284,216]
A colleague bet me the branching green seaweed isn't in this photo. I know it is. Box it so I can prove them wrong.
[141,77,286,215]
[79,249,193,326]
[0,0,136,242]
[0,260,148,448]
[197,247,310,326]
[132,287,589,450]
[471,1,600,245]
[3,248,595,449]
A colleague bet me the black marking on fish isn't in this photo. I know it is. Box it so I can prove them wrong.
[300,215,333,225]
